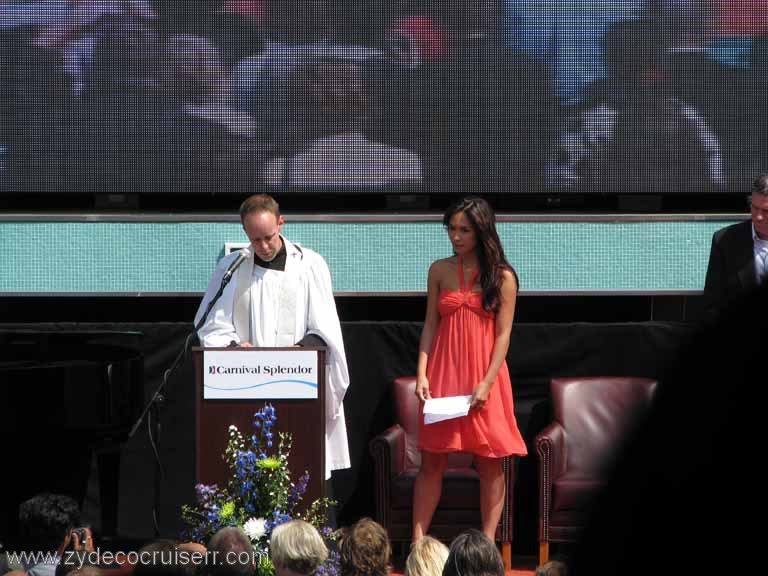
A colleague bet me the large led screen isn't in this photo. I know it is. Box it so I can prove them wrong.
[0,0,765,199]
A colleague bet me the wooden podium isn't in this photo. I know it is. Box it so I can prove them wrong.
[194,347,326,506]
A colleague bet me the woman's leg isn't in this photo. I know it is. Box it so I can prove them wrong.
[475,455,505,541]
[412,451,449,542]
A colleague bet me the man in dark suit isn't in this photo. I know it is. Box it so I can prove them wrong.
[703,174,768,314]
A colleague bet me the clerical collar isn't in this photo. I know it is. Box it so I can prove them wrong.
[254,241,287,271]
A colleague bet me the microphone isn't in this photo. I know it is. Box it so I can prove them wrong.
[222,247,251,285]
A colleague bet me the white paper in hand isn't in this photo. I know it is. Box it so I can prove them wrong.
[423,395,472,425]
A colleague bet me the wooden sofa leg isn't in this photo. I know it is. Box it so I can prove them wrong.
[539,542,549,566]
[501,542,511,570]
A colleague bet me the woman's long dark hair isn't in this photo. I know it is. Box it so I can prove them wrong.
[443,197,518,313]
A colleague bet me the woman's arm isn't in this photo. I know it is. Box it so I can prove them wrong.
[470,269,518,409]
[415,261,442,401]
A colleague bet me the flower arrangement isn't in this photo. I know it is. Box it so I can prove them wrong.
[182,404,339,576]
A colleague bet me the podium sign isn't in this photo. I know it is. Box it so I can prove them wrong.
[194,347,326,506]
[203,349,319,399]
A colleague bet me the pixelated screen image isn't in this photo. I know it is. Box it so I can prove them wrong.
[0,1,765,199]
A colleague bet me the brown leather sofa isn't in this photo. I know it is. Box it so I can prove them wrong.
[535,376,658,564]
[369,377,516,567]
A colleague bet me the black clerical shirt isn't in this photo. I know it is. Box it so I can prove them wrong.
[252,241,326,348]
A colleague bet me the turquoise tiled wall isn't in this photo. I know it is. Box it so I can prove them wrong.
[0,218,743,294]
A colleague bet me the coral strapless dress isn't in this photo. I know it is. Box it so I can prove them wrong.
[418,258,527,458]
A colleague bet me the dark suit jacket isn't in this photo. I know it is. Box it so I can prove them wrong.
[702,220,758,313]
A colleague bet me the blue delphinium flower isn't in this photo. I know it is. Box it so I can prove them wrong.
[182,403,334,574]
[316,550,341,576]
[195,483,219,504]
[287,473,310,509]
[265,511,292,534]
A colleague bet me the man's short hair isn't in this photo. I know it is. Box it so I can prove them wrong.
[270,520,328,576]
[19,493,80,553]
[240,194,280,222]
[753,174,768,196]
[207,527,254,576]
[132,540,190,576]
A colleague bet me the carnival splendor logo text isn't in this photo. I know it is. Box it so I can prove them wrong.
[208,364,313,376]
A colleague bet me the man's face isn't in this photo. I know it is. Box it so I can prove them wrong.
[751,193,768,240]
[243,210,284,261]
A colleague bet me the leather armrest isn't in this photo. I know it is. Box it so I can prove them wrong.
[370,424,407,475]
[535,422,566,541]
[369,424,407,529]
[536,422,566,480]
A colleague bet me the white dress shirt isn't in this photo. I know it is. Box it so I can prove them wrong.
[752,225,768,285]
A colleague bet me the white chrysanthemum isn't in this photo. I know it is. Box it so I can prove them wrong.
[243,517,267,541]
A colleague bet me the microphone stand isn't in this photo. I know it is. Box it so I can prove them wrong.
[127,251,248,536]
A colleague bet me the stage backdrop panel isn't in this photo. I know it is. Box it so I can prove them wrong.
[0,215,745,295]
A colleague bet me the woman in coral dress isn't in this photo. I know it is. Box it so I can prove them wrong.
[413,197,527,543]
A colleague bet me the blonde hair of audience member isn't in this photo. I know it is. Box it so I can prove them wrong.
[534,560,568,576]
[404,536,448,576]
[338,518,391,576]
[270,520,328,576]
[162,34,254,138]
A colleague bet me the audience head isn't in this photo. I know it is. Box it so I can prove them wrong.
[751,174,768,240]
[534,560,568,576]
[442,531,504,576]
[65,567,103,576]
[163,35,230,104]
[603,19,666,82]
[405,536,449,576]
[288,58,367,139]
[338,518,391,576]
[87,14,160,96]
[385,16,448,66]
[132,539,192,576]
[437,0,505,44]
[56,556,101,576]
[207,527,255,576]
[270,520,328,576]
[18,493,80,554]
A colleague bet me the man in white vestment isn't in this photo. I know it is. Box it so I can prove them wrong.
[194,194,350,479]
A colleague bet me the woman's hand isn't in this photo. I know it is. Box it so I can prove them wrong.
[470,381,492,410]
[415,376,432,402]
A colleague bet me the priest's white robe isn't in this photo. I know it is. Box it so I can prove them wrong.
[194,238,350,478]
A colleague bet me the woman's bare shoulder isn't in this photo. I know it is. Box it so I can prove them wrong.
[500,268,519,292]
[429,257,455,274]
